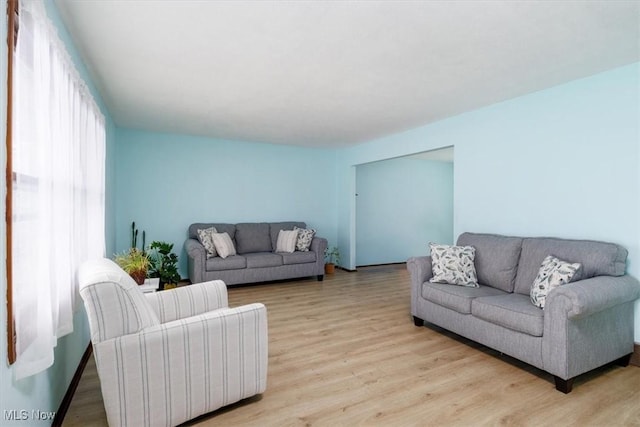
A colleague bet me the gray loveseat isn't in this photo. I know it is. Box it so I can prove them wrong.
[185,221,327,285]
[408,232,640,393]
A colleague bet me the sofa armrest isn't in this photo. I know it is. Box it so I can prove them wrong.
[184,238,206,283]
[93,303,268,427]
[145,280,229,323]
[310,236,328,256]
[546,275,640,320]
[407,256,433,317]
[542,274,640,379]
[310,237,328,273]
[407,256,433,286]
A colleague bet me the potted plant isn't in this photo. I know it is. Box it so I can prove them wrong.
[324,246,340,274]
[148,241,180,290]
[114,248,151,285]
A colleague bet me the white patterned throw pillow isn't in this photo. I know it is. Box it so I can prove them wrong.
[211,232,236,259]
[197,227,218,258]
[276,229,299,253]
[530,255,581,309]
[429,243,479,287]
[293,226,316,251]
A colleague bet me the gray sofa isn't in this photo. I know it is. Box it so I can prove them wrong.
[185,221,327,285]
[408,232,640,393]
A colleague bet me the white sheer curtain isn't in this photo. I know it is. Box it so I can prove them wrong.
[12,0,106,379]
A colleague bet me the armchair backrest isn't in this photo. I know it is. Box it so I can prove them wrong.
[78,258,160,343]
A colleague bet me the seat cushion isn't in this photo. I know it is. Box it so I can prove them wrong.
[206,255,247,271]
[421,282,507,314]
[472,293,544,337]
[457,233,523,293]
[281,251,317,265]
[514,237,628,295]
[235,223,272,254]
[244,252,283,268]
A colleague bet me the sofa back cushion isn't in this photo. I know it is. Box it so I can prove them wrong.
[456,232,523,293]
[269,222,306,250]
[513,237,628,295]
[189,223,236,240]
[236,223,272,254]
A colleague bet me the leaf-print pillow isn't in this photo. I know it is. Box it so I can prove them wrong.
[530,255,581,309]
[197,227,218,258]
[429,243,479,287]
[294,226,316,252]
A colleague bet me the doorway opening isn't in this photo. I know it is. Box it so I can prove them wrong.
[355,146,454,267]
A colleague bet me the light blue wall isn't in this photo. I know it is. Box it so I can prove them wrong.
[336,63,640,340]
[115,129,338,277]
[0,1,117,424]
[355,158,453,266]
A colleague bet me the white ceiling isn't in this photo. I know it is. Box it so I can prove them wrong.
[55,1,640,148]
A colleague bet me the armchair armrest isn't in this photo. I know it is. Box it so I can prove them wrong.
[546,275,640,320]
[145,280,229,323]
[93,303,268,427]
[185,238,206,283]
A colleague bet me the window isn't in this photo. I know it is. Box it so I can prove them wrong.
[7,0,106,379]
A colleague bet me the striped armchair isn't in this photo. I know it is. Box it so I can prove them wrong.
[78,258,268,427]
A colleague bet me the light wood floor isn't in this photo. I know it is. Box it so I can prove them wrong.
[63,265,640,426]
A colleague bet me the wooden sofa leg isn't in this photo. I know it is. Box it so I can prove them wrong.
[317,275,324,282]
[413,316,424,327]
[614,353,632,367]
[554,376,574,394]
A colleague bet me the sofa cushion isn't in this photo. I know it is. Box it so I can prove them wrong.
[196,227,217,258]
[235,223,272,254]
[270,222,306,250]
[429,243,479,287]
[514,237,628,295]
[457,233,523,293]
[281,251,317,265]
[422,282,507,314]
[294,226,316,252]
[472,293,544,337]
[244,252,283,268]
[206,255,246,271]
[189,223,235,240]
[211,232,236,258]
[275,229,299,253]
[530,255,581,309]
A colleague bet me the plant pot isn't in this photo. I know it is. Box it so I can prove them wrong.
[129,269,147,285]
[325,263,335,274]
